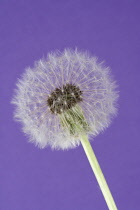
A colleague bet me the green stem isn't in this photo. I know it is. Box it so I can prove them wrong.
[80,135,118,210]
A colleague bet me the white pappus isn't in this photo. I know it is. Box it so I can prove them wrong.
[12,49,118,150]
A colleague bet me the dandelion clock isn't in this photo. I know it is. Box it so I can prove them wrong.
[12,49,119,210]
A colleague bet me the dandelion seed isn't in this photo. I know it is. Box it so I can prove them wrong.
[11,49,119,210]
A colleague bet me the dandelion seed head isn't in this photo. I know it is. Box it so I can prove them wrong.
[11,49,118,150]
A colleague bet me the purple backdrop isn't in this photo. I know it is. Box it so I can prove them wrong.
[0,0,140,209]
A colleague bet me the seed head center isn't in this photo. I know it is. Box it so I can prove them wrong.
[47,83,83,114]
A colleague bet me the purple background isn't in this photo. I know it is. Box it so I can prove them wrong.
[0,0,140,209]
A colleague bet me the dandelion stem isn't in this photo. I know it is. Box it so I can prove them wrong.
[80,135,118,210]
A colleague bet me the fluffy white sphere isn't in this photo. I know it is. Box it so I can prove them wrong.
[12,49,118,150]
